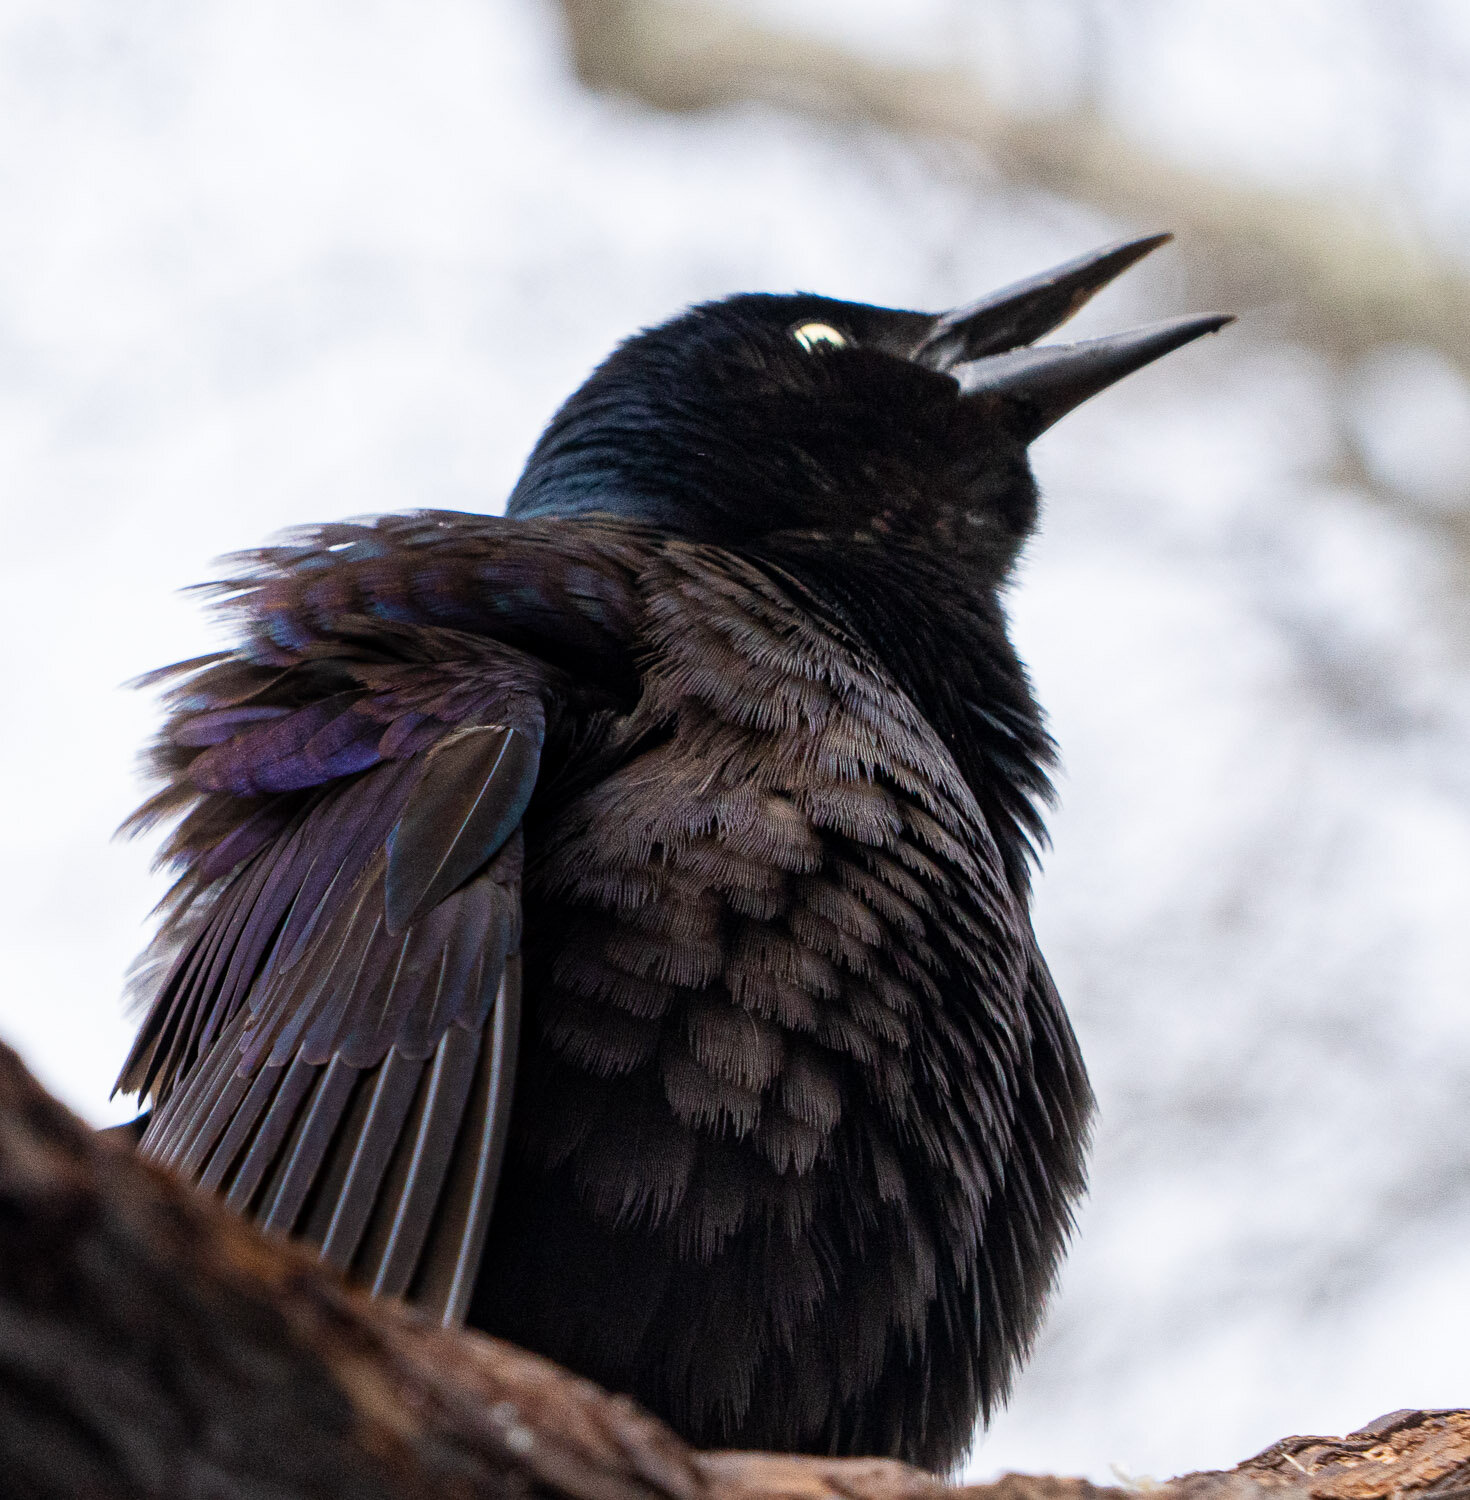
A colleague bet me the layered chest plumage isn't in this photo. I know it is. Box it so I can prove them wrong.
[474,545,1084,1467]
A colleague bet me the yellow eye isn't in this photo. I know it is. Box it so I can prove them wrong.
[791,321,849,353]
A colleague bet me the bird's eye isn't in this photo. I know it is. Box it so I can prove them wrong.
[791,322,849,353]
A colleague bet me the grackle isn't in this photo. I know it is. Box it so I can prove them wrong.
[117,235,1229,1470]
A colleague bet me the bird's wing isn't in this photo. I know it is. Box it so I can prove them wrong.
[118,512,644,1323]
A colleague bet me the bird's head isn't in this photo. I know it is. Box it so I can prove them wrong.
[508,234,1229,582]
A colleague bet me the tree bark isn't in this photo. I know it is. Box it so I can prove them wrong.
[0,1037,1464,1500]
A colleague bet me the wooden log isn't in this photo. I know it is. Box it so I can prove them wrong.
[0,1037,1463,1500]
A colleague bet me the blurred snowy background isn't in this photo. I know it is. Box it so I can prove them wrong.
[1,0,1468,1481]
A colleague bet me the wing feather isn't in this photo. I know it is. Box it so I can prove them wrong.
[361,1021,483,1299]
[258,1054,362,1234]
[224,1055,320,1210]
[148,1013,247,1168]
[199,1042,295,1191]
[120,515,642,1324]
[177,1061,255,1177]
[314,1047,425,1266]
[412,955,522,1323]
[385,724,540,933]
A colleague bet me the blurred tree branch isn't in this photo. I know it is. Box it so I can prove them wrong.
[553,0,1470,371]
[2,1035,1470,1498]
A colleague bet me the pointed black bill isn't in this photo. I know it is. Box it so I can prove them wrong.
[954,313,1234,441]
[917,232,1173,370]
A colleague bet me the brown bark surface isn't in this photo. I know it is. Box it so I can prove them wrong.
[0,1037,1463,1500]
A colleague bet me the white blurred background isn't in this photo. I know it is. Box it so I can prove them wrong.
[1,0,1468,1482]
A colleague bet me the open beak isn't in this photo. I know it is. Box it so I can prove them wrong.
[916,232,1173,368]
[953,313,1234,440]
[916,233,1232,438]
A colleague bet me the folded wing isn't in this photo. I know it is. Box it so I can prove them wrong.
[118,514,644,1323]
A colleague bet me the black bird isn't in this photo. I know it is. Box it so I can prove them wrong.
[117,235,1228,1471]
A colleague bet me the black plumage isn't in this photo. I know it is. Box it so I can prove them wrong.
[116,234,1229,1471]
